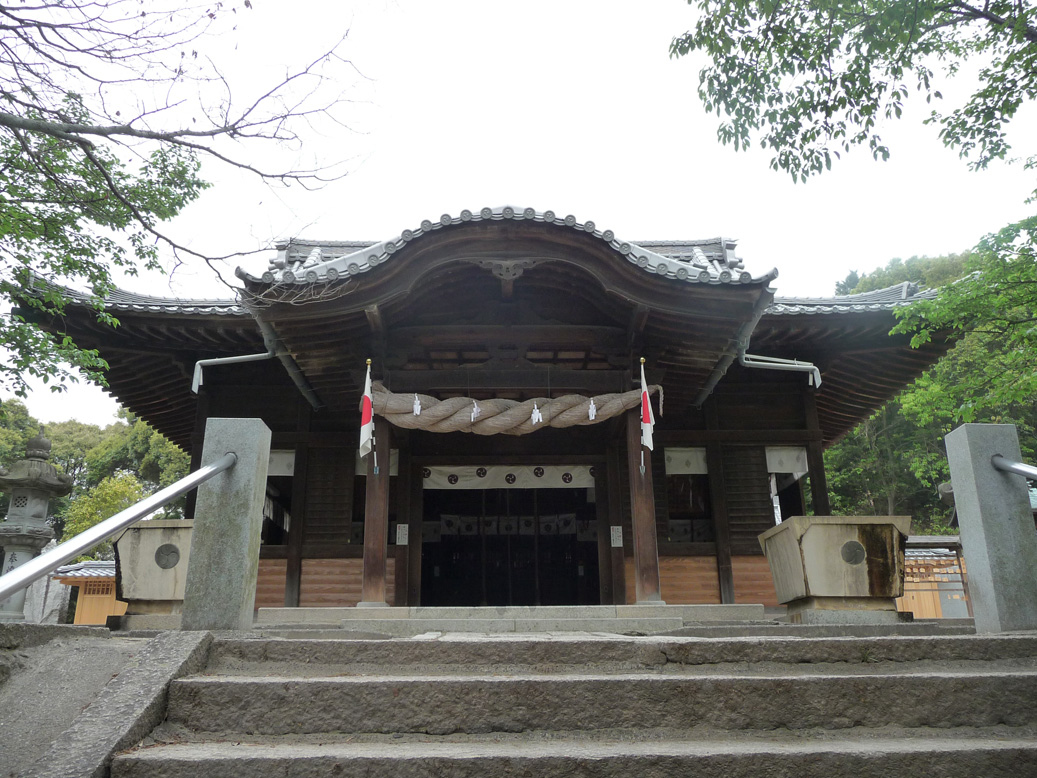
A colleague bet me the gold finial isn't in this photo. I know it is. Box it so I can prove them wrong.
[640,357,645,364]
[366,358,372,366]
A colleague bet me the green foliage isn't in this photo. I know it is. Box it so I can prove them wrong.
[826,252,1037,532]
[670,0,1037,181]
[824,402,954,534]
[893,216,1037,416]
[0,399,40,468]
[0,2,348,398]
[848,254,971,294]
[62,472,147,560]
[84,415,190,492]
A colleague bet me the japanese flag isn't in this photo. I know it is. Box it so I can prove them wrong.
[640,361,654,451]
[359,361,374,458]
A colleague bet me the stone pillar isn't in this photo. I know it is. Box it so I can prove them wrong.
[181,418,271,631]
[945,423,1037,633]
[0,433,73,622]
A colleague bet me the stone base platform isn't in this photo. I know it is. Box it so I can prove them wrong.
[253,604,767,636]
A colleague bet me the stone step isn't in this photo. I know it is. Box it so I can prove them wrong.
[254,603,765,626]
[208,634,1037,676]
[166,668,1037,735]
[111,729,1037,778]
[335,616,687,635]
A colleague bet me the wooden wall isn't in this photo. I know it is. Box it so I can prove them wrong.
[731,555,779,606]
[256,559,287,608]
[624,556,723,605]
[299,558,397,607]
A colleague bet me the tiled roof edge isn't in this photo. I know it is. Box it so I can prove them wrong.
[239,206,779,288]
[767,281,940,315]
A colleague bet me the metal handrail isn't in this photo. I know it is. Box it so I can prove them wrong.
[991,454,1037,481]
[0,452,237,604]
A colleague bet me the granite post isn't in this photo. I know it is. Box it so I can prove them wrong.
[181,418,271,631]
[945,423,1037,633]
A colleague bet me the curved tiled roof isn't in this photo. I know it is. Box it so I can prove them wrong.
[767,281,938,315]
[46,282,246,316]
[237,205,780,288]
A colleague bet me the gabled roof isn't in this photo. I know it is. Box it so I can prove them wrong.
[239,206,779,289]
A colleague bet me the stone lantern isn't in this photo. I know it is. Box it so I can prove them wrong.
[0,431,73,622]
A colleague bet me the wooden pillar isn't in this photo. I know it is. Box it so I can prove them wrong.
[803,390,831,515]
[284,403,312,607]
[626,410,662,603]
[406,461,424,606]
[394,445,412,606]
[593,462,614,605]
[284,445,308,607]
[705,398,735,604]
[360,417,391,606]
[605,444,627,604]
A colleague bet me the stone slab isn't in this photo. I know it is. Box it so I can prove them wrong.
[25,630,212,778]
[256,607,360,624]
[337,617,685,636]
[788,605,913,625]
[111,734,1037,778]
[265,604,767,625]
[615,604,765,621]
[1,635,140,777]
[115,613,184,631]
[206,633,1037,672]
[167,670,1037,735]
[0,622,109,650]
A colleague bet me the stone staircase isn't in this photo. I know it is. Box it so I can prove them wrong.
[111,631,1037,776]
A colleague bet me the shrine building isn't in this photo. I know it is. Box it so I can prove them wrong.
[39,206,952,609]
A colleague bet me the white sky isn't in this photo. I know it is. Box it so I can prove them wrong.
[6,0,1036,427]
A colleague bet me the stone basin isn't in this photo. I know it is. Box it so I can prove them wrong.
[758,515,911,624]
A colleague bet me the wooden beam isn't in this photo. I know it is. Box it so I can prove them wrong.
[366,304,387,366]
[657,429,823,445]
[626,410,662,602]
[627,304,650,350]
[388,366,628,393]
[360,417,391,606]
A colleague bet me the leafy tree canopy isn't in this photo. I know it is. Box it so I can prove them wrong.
[673,0,1037,430]
[0,1,350,398]
[671,0,1037,181]
[826,254,1037,532]
[62,471,146,559]
[893,216,1037,415]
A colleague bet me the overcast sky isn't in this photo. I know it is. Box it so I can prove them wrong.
[6,0,1036,427]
